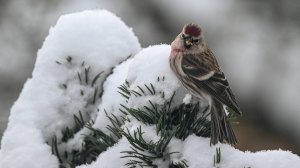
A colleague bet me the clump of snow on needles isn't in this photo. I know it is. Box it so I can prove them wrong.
[126,45,185,108]
[78,45,185,168]
[92,58,133,135]
[0,9,140,168]
[1,9,300,168]
[183,94,192,104]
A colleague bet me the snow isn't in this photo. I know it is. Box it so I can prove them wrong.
[77,121,300,168]
[93,58,133,135]
[1,9,300,168]
[0,9,140,168]
[179,136,300,168]
[77,138,130,168]
[183,94,192,104]
[126,45,185,108]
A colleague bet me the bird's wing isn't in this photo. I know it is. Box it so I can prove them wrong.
[182,55,242,115]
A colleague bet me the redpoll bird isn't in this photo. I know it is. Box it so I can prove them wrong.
[169,23,242,145]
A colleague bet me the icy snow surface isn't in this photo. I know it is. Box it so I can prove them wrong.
[1,9,300,168]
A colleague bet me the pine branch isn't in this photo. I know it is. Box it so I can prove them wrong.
[120,126,175,167]
[52,78,216,168]
[116,81,213,167]
[105,110,125,139]
[172,103,211,140]
[60,111,86,143]
[52,136,63,163]
[117,81,131,100]
[52,58,117,167]
[170,160,189,168]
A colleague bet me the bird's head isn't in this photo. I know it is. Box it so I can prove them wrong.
[181,23,203,49]
[171,23,205,53]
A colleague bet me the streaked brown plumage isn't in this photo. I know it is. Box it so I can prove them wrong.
[169,23,242,145]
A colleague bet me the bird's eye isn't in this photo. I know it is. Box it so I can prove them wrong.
[181,34,185,38]
[192,39,199,43]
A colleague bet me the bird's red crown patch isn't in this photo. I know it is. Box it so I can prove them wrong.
[184,24,201,37]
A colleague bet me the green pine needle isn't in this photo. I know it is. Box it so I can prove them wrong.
[91,71,104,87]
[77,72,82,84]
[66,56,72,63]
[120,126,176,167]
[213,147,221,167]
[84,67,90,85]
[170,159,189,168]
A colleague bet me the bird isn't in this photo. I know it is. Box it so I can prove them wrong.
[169,23,242,145]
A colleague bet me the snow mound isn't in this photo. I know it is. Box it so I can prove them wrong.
[0,9,140,168]
[126,45,185,108]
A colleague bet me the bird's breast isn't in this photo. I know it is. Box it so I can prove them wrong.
[171,48,184,55]
[169,53,186,78]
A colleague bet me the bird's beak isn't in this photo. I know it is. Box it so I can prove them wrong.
[184,39,193,48]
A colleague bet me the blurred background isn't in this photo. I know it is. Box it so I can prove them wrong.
[0,0,299,154]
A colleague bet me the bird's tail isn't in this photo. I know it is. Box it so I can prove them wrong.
[210,99,237,145]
